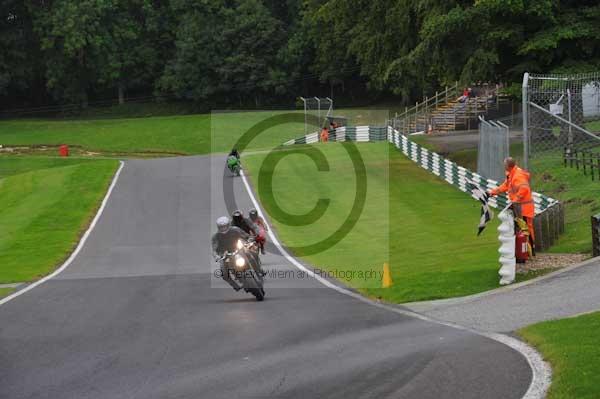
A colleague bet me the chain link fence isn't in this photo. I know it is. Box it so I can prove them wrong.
[477,116,509,182]
[523,72,600,179]
[521,72,600,252]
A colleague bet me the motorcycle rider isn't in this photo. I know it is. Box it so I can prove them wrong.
[231,210,259,236]
[231,210,264,273]
[249,208,268,255]
[212,216,250,291]
[227,148,241,174]
[229,148,240,160]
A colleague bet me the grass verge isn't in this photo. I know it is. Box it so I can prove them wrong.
[244,142,502,303]
[519,311,600,399]
[0,108,389,156]
[416,134,597,253]
[0,287,15,298]
[0,115,211,155]
[0,156,119,283]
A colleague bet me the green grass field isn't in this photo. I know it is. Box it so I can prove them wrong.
[519,311,600,399]
[0,108,388,156]
[530,154,600,253]
[0,287,15,298]
[0,156,118,283]
[0,156,98,178]
[0,115,211,154]
[415,136,598,254]
[0,111,308,155]
[0,109,588,298]
[244,142,501,303]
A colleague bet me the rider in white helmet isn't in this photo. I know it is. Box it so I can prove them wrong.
[211,216,249,291]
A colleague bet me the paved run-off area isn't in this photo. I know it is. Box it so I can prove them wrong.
[404,257,600,333]
[0,155,533,399]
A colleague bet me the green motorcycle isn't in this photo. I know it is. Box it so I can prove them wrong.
[227,155,241,176]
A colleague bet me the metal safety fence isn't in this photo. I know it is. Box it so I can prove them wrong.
[477,116,509,182]
[522,72,600,179]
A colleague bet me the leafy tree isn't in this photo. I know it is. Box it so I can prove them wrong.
[0,1,40,101]
[97,1,174,104]
[160,0,287,106]
[2,0,599,109]
[29,0,111,106]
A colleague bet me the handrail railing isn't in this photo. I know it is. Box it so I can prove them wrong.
[391,82,462,134]
[393,82,460,122]
[391,83,503,135]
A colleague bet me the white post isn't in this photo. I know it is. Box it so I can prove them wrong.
[522,73,529,170]
[567,88,573,146]
[301,97,307,136]
[314,97,321,126]
[498,207,516,285]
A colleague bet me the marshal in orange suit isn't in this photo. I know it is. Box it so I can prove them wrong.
[488,157,536,250]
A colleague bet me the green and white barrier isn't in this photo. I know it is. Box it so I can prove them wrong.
[283,125,558,215]
[283,126,388,146]
[386,126,557,214]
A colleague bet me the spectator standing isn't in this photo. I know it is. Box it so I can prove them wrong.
[458,88,469,103]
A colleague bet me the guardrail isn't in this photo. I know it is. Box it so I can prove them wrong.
[388,126,564,249]
[283,126,564,249]
[386,126,558,214]
[284,125,559,214]
[593,214,600,257]
[283,126,387,145]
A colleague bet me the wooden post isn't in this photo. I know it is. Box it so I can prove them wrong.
[559,202,565,234]
[549,206,557,246]
[555,204,561,241]
[542,211,551,251]
[592,214,600,257]
[534,214,544,251]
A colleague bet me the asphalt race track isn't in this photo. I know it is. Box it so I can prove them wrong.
[0,156,532,399]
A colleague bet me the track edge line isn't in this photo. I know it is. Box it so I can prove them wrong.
[0,160,125,307]
[239,169,551,399]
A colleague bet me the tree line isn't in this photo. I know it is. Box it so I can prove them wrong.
[1,0,599,111]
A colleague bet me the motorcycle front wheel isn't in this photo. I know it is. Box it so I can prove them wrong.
[244,272,264,301]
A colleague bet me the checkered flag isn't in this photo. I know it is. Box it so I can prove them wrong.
[467,181,494,236]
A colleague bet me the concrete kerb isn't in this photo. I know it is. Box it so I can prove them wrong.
[240,163,551,399]
[403,255,599,313]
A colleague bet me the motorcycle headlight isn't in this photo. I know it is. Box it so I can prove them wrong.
[235,255,246,268]
[236,240,244,250]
